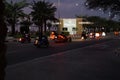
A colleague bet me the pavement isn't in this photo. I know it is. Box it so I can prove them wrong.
[5,38,120,80]
[5,33,120,80]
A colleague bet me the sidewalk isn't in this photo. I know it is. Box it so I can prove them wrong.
[5,40,120,80]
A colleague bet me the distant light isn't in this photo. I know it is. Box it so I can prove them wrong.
[90,9,94,11]
[75,3,79,6]
[79,22,94,24]
[99,8,102,11]
[95,33,100,37]
[85,3,88,6]
[102,32,106,36]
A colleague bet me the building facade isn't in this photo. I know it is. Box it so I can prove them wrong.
[58,18,84,35]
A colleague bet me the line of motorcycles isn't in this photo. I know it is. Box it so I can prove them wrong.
[18,33,72,48]
[18,34,49,48]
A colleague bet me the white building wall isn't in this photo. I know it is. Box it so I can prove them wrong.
[63,19,77,35]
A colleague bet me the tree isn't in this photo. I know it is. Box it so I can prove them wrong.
[20,20,31,34]
[4,0,28,35]
[0,0,7,80]
[20,14,32,34]
[30,0,57,36]
[85,0,120,18]
[47,22,52,32]
[77,15,120,32]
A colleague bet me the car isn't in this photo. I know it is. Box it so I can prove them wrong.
[54,34,72,43]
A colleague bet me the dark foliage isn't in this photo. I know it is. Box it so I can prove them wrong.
[0,0,7,80]
[85,0,120,18]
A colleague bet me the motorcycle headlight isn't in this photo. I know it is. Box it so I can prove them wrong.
[19,38,22,41]
[35,40,38,44]
[55,36,57,39]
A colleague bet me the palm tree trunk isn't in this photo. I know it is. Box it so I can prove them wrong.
[11,24,15,35]
[38,22,43,39]
[11,17,16,36]
[44,20,47,33]
[0,0,7,80]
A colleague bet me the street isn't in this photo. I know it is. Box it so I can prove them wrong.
[6,38,112,65]
[5,37,120,80]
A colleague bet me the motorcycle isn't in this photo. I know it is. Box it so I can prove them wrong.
[18,34,31,43]
[34,36,49,48]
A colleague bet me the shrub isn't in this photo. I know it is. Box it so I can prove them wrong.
[61,31,70,36]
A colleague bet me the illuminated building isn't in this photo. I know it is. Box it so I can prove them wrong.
[57,18,93,35]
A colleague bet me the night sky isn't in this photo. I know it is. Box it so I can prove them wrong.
[6,0,118,20]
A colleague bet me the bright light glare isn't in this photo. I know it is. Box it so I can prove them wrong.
[63,19,76,34]
[102,32,106,36]
[95,33,100,37]
[75,3,79,6]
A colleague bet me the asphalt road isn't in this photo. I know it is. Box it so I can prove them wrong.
[5,36,120,80]
[6,38,113,65]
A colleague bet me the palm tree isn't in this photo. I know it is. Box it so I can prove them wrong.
[30,0,57,36]
[20,20,32,34]
[0,0,7,80]
[47,22,52,32]
[20,14,32,34]
[4,0,28,35]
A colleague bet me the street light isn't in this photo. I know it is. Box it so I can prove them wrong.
[57,0,60,19]
[56,0,61,34]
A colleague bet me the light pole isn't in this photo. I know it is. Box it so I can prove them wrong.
[57,0,60,19]
[57,0,61,34]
